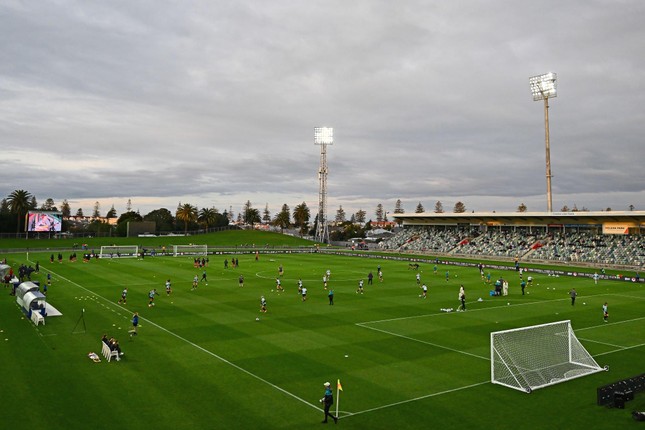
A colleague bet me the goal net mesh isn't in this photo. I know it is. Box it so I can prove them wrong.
[99,245,139,258]
[173,244,208,257]
[491,320,604,393]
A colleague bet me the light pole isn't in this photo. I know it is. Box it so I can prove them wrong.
[530,72,557,213]
[314,127,333,244]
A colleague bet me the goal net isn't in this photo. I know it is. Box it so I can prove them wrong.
[99,245,139,259]
[491,320,605,393]
[173,244,208,257]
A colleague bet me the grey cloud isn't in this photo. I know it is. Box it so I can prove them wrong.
[1,0,643,216]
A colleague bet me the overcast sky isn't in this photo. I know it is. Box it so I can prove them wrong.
[1,0,644,220]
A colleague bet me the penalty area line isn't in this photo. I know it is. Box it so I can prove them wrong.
[356,323,489,361]
[575,314,645,331]
[356,296,570,325]
[576,337,628,349]
[593,341,645,357]
[357,291,614,326]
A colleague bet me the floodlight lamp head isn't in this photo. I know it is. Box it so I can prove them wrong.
[530,72,557,101]
[314,127,334,145]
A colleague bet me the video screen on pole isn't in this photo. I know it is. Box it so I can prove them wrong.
[27,211,63,232]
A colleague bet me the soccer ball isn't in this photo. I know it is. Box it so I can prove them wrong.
[256,317,260,321]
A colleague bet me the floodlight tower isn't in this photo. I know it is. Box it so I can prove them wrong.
[314,127,333,244]
[530,72,557,213]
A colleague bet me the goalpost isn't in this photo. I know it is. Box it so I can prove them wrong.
[173,244,208,257]
[99,245,139,258]
[491,320,606,393]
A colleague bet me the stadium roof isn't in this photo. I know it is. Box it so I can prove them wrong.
[393,211,645,227]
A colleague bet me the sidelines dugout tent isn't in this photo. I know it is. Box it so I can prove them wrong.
[0,264,10,279]
[15,281,47,319]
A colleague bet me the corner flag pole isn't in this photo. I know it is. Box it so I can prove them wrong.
[336,379,343,418]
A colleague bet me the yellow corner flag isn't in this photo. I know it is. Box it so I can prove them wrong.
[336,379,343,418]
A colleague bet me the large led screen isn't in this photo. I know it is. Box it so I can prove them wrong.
[27,212,62,232]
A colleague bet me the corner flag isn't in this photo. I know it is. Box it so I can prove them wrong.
[335,379,343,419]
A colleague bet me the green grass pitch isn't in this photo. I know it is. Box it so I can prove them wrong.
[1,246,644,429]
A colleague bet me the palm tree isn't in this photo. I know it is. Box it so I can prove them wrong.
[176,203,198,234]
[242,200,261,228]
[7,189,33,233]
[273,204,291,232]
[198,207,218,229]
[292,202,310,236]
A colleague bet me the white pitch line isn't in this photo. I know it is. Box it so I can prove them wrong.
[356,295,578,325]
[594,341,645,357]
[38,263,644,419]
[343,380,490,418]
[356,323,489,361]
[140,315,322,411]
[607,293,645,301]
[574,315,645,331]
[43,267,322,413]
[576,337,628,349]
[357,290,639,326]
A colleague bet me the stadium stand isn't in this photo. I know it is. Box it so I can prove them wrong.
[381,222,644,269]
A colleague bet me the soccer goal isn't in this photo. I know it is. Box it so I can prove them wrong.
[99,245,139,258]
[173,244,208,257]
[491,320,606,393]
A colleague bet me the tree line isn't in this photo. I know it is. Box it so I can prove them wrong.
[0,190,230,236]
[2,189,635,236]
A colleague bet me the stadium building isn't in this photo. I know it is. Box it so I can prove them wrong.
[389,211,645,270]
